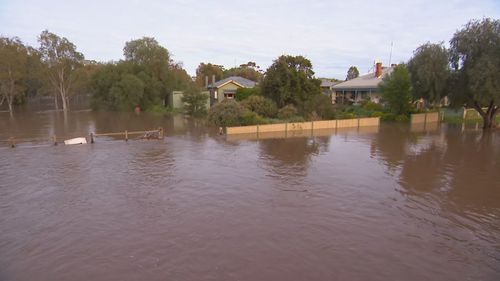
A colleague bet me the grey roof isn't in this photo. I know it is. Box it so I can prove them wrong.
[208,76,257,88]
[320,79,340,88]
[332,67,394,91]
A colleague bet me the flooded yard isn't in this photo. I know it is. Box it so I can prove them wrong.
[1,111,499,280]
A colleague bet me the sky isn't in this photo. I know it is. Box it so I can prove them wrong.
[0,0,499,79]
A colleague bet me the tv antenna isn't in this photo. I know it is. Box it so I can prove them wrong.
[389,41,394,66]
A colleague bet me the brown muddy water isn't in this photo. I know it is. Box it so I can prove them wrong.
[1,110,499,281]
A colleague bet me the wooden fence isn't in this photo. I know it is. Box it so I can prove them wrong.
[226,117,380,135]
[410,112,440,124]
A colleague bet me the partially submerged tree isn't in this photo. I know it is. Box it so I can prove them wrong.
[346,66,359,80]
[449,18,500,129]
[181,89,209,117]
[408,43,450,106]
[0,37,28,115]
[38,30,84,111]
[380,64,412,116]
[261,55,321,113]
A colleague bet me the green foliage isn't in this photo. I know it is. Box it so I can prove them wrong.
[449,18,499,128]
[241,95,277,117]
[239,110,264,125]
[408,43,450,104]
[261,55,321,112]
[195,63,224,87]
[208,99,246,127]
[181,89,209,117]
[0,37,29,112]
[224,62,263,82]
[235,87,260,101]
[303,94,335,120]
[346,66,359,80]
[91,37,194,111]
[38,30,84,111]
[380,64,413,115]
[277,104,299,120]
[361,100,384,112]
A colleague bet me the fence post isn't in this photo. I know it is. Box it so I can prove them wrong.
[125,130,128,142]
[53,135,57,146]
[9,137,15,148]
[158,127,164,139]
[90,132,94,144]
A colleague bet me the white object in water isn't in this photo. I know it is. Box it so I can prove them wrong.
[64,137,87,145]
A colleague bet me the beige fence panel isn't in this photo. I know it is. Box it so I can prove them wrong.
[337,119,358,128]
[259,123,287,133]
[359,117,380,127]
[426,112,439,122]
[411,113,427,124]
[226,125,258,135]
[313,120,337,129]
[288,122,313,131]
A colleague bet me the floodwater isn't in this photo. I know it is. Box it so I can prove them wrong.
[1,110,499,281]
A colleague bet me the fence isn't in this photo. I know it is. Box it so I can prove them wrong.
[226,117,380,135]
[2,127,163,148]
[410,112,440,124]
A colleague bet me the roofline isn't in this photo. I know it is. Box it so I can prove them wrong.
[332,87,380,91]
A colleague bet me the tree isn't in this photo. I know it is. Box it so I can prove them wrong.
[181,89,209,117]
[208,99,246,127]
[241,95,278,117]
[346,66,359,80]
[407,43,450,107]
[38,30,84,111]
[224,62,263,82]
[124,37,170,80]
[0,37,28,115]
[261,55,321,113]
[449,18,500,129]
[380,64,412,115]
[195,63,224,87]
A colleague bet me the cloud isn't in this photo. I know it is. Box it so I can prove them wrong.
[0,0,498,78]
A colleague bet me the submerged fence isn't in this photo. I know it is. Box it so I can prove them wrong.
[2,127,164,148]
[410,112,440,124]
[226,117,380,135]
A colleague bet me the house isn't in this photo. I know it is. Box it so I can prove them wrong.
[320,79,340,103]
[332,62,395,104]
[207,76,257,105]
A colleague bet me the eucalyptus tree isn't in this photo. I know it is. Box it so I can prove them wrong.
[0,37,28,115]
[38,30,84,111]
[346,66,359,80]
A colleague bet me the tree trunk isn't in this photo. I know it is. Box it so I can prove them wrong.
[61,90,69,112]
[474,100,498,129]
[54,94,59,110]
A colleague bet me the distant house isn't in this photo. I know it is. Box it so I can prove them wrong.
[207,76,257,105]
[332,62,395,104]
[320,79,340,103]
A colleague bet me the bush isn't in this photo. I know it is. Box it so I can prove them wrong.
[235,87,260,101]
[277,104,299,120]
[361,100,384,111]
[304,94,335,119]
[181,90,209,117]
[239,111,265,125]
[242,95,278,117]
[208,100,246,127]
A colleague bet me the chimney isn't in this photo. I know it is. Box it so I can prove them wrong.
[391,63,397,68]
[375,62,383,78]
[205,76,208,88]
[212,75,215,86]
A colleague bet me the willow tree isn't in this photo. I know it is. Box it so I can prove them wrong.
[0,37,28,115]
[449,18,500,129]
[38,30,84,111]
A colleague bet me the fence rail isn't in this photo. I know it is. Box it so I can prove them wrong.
[2,127,163,148]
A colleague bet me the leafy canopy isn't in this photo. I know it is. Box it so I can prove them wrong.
[380,64,412,115]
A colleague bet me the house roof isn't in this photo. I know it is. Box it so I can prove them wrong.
[332,66,394,91]
[208,76,257,89]
[320,79,340,88]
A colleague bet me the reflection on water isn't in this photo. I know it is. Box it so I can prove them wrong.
[0,111,499,281]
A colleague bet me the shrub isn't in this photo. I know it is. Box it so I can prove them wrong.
[235,87,260,101]
[242,95,278,117]
[181,90,209,117]
[361,100,384,111]
[304,94,335,119]
[277,104,299,120]
[208,99,246,127]
[239,111,265,125]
